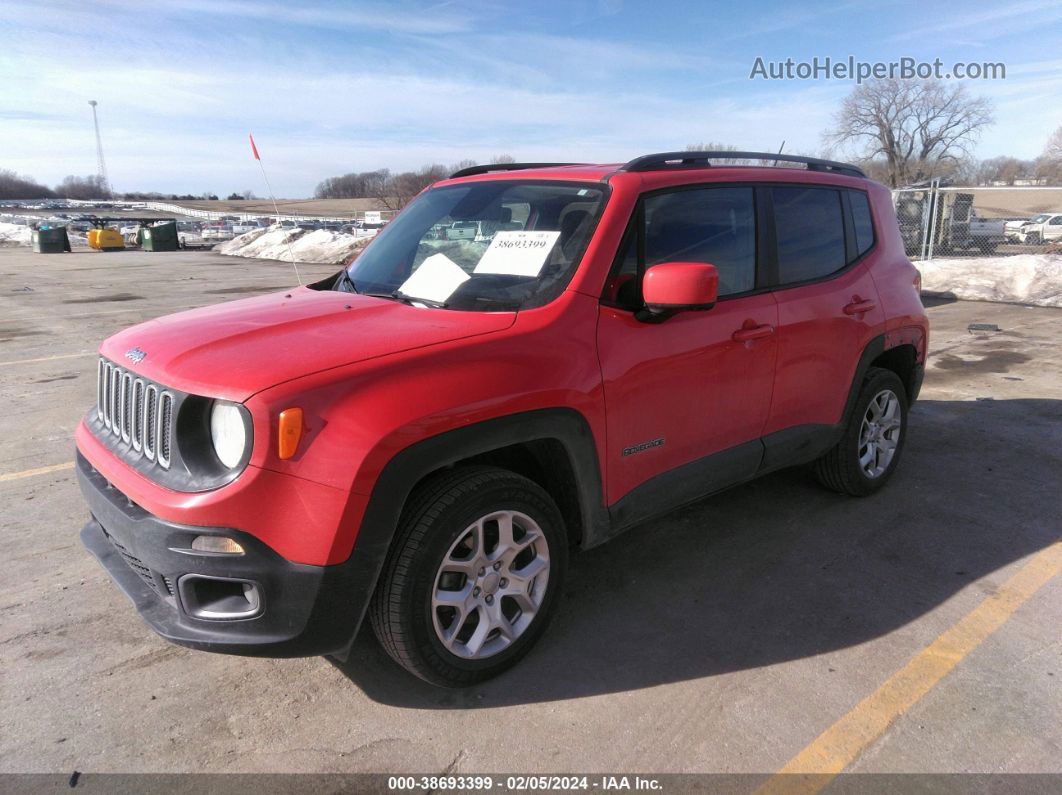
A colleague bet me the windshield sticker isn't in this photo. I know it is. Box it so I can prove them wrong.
[473,230,561,277]
[398,253,470,304]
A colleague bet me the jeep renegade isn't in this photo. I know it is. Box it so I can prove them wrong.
[76,152,928,686]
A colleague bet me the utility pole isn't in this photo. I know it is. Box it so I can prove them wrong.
[88,100,110,195]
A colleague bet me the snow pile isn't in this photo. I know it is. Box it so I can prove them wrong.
[216,226,373,264]
[0,222,88,248]
[0,222,32,247]
[916,254,1062,308]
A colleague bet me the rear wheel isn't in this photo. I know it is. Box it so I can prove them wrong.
[814,367,908,496]
[370,466,566,687]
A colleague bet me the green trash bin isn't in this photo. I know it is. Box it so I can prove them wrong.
[142,221,179,252]
[32,226,71,253]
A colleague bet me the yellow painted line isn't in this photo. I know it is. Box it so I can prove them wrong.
[0,352,94,367]
[758,540,1062,795]
[0,462,75,483]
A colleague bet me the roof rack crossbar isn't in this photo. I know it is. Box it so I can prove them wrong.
[620,151,866,178]
[449,162,586,179]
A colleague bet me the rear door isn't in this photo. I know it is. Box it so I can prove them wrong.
[597,185,778,512]
[761,185,885,460]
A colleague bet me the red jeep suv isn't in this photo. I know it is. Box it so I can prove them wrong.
[77,152,928,686]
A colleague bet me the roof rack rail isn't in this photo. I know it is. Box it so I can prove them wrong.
[620,151,866,178]
[449,162,586,179]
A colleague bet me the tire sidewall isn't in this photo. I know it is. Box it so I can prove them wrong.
[404,476,567,680]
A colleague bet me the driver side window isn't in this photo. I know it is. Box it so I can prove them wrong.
[606,187,757,309]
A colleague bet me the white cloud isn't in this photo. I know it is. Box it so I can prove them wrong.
[2,0,1057,195]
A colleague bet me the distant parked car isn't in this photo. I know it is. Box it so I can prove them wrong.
[1018,213,1062,244]
[1005,213,1049,242]
[232,222,256,234]
[447,220,478,240]
[201,225,234,240]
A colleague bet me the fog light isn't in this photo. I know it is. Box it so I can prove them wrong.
[191,535,244,555]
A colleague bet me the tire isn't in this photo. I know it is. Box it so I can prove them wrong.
[814,367,908,497]
[369,466,567,687]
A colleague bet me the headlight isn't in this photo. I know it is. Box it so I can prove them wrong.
[210,401,247,469]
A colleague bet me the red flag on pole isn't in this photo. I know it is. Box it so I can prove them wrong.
[249,133,261,161]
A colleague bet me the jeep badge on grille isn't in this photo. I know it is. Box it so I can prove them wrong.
[125,347,146,364]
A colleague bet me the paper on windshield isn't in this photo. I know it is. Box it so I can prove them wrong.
[398,253,470,304]
[473,230,561,277]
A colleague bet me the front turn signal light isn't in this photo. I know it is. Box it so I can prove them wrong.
[191,535,245,555]
[277,408,304,460]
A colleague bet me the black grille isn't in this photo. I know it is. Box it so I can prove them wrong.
[102,529,159,594]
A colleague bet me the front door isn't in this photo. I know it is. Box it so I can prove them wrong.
[596,185,778,517]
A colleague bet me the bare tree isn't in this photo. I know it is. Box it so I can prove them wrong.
[488,154,516,164]
[976,156,1034,186]
[450,159,477,173]
[314,169,390,199]
[683,142,754,165]
[1035,126,1062,185]
[826,78,993,187]
[377,164,449,211]
[0,169,54,199]
[54,174,109,200]
[1044,126,1062,160]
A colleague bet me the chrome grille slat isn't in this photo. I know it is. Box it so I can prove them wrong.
[95,357,173,471]
[102,363,113,426]
[131,379,144,451]
[120,372,133,443]
[97,359,106,420]
[109,366,120,435]
[157,392,173,469]
[144,384,157,461]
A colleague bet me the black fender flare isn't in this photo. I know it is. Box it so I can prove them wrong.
[331,407,608,658]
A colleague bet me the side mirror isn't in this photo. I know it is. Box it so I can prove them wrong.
[641,262,719,320]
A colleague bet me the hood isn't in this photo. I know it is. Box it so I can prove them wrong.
[100,287,516,401]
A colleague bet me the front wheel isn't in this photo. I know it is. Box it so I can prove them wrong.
[369,466,567,687]
[814,367,908,496]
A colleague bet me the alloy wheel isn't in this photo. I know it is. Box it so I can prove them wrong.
[431,510,550,660]
[858,388,902,478]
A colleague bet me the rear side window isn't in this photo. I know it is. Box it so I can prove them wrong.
[643,187,756,297]
[772,187,845,284]
[849,190,875,257]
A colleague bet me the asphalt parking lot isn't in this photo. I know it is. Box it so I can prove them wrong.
[1,248,1060,781]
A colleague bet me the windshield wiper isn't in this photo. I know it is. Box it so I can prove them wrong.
[335,269,358,293]
[391,290,449,308]
[359,290,449,309]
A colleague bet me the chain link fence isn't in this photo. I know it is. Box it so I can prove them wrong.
[891,184,1062,260]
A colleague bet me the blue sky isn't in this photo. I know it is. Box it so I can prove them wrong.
[2,0,1061,197]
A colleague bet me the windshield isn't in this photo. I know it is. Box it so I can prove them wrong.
[342,181,607,311]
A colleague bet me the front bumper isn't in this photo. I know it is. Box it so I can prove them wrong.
[77,452,363,657]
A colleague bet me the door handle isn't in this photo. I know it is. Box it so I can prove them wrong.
[732,324,775,342]
[844,299,877,315]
